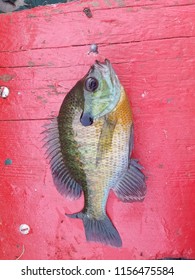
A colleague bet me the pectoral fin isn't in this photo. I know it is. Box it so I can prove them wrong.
[113,159,146,202]
[96,115,117,164]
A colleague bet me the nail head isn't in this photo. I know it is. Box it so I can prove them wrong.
[90,44,98,53]
[19,224,30,235]
[0,86,9,98]
[83,8,93,18]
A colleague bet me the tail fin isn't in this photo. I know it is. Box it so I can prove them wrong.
[66,212,122,247]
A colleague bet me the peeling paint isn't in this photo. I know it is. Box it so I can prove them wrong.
[27,14,37,18]
[104,0,112,6]
[5,159,12,165]
[91,1,100,7]
[0,74,14,82]
[114,0,125,7]
[28,61,35,67]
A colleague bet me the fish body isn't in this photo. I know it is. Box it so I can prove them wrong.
[45,59,146,247]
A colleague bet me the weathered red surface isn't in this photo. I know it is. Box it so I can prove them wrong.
[0,0,195,260]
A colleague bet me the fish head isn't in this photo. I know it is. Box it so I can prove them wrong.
[80,59,121,126]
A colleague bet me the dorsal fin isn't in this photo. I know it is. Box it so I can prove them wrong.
[43,118,82,200]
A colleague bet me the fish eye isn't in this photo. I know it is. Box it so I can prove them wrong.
[85,77,99,92]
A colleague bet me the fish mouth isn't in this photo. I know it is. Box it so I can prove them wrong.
[94,59,118,86]
[94,59,111,72]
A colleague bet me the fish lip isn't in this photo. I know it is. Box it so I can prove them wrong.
[94,59,115,80]
[94,59,119,87]
[94,59,111,70]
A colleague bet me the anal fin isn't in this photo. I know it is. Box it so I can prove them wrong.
[113,159,146,202]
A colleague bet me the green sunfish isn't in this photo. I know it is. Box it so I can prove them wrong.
[44,59,146,247]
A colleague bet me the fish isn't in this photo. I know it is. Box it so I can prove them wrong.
[44,59,146,247]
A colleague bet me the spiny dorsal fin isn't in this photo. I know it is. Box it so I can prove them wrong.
[43,118,82,200]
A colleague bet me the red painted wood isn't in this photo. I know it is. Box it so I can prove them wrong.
[0,0,195,260]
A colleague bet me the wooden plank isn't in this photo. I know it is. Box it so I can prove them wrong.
[0,37,195,120]
[0,3,195,52]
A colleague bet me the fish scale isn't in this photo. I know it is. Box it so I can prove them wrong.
[72,89,132,219]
